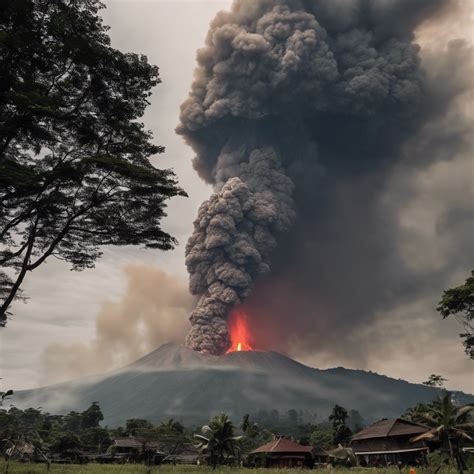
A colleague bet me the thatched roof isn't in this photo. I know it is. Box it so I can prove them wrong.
[251,438,312,454]
[351,418,430,441]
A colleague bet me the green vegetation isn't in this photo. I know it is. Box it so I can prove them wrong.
[0,0,185,324]
[0,463,463,473]
[437,271,474,359]
[1,395,472,471]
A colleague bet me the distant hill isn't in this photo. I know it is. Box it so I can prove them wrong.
[15,343,474,426]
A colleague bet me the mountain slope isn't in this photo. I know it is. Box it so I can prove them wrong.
[15,343,473,426]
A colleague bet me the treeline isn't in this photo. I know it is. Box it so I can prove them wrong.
[0,401,364,458]
[1,390,472,469]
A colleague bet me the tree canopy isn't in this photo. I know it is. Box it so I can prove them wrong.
[0,0,186,324]
[437,271,474,359]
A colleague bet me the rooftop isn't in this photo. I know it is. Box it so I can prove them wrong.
[351,418,430,441]
[251,437,313,454]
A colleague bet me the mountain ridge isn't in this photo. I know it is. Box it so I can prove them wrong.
[15,343,473,427]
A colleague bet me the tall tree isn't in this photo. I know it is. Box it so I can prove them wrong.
[437,271,474,359]
[194,414,242,470]
[329,405,352,446]
[0,0,186,325]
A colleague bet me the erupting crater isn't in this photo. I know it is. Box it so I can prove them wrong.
[226,309,255,353]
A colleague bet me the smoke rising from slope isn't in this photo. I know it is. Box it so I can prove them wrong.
[42,265,193,383]
[178,0,472,356]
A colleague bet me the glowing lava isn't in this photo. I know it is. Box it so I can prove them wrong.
[226,309,254,353]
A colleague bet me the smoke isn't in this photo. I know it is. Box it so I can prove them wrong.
[41,265,193,384]
[178,0,473,357]
[184,148,294,353]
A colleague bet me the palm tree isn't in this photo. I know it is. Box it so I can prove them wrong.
[158,418,184,433]
[194,414,242,469]
[413,393,474,471]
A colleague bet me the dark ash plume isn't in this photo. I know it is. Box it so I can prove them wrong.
[178,0,469,356]
[184,147,294,354]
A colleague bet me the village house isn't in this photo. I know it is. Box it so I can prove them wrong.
[250,437,313,469]
[350,418,431,466]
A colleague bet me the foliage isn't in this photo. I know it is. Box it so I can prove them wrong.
[80,426,111,453]
[238,414,273,454]
[0,0,186,324]
[0,388,13,406]
[195,414,242,469]
[329,405,348,428]
[411,392,474,470]
[423,374,448,388]
[329,405,353,446]
[125,418,154,436]
[158,418,184,433]
[437,271,474,359]
[0,461,463,473]
[81,402,104,429]
[309,426,333,451]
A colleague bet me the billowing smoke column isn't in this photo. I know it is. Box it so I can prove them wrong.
[184,148,295,354]
[178,0,466,355]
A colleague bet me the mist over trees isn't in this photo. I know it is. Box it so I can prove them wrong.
[0,0,185,325]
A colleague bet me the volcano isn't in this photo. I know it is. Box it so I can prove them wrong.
[15,343,473,426]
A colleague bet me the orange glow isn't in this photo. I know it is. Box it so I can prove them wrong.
[226,309,254,353]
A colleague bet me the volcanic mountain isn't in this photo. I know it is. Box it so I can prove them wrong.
[15,343,473,426]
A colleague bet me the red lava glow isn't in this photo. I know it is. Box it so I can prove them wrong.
[226,309,254,353]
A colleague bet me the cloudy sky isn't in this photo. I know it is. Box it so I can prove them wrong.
[0,0,472,394]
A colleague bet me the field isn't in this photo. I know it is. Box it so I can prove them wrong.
[0,463,460,474]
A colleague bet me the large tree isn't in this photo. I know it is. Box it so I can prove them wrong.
[0,0,185,325]
[437,271,474,359]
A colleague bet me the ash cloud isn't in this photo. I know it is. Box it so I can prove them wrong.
[178,0,473,357]
[41,265,193,384]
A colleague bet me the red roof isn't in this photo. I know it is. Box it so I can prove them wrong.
[251,438,313,454]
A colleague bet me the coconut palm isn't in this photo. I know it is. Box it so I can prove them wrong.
[412,393,474,471]
[194,414,242,469]
[158,418,184,433]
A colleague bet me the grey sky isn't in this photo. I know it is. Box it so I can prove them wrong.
[0,0,472,394]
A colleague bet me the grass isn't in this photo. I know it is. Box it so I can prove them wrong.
[0,463,460,474]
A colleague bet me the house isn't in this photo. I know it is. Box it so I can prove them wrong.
[350,418,431,466]
[250,437,313,469]
[107,437,163,463]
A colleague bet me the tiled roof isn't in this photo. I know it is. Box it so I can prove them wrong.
[251,437,312,454]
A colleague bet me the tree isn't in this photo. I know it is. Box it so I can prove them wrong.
[329,405,348,428]
[437,271,474,359]
[310,426,333,451]
[194,414,242,470]
[423,374,447,388]
[403,402,432,424]
[413,393,474,471]
[158,418,184,433]
[0,389,13,406]
[0,0,186,325]
[49,432,82,455]
[125,418,153,436]
[80,426,110,453]
[81,402,103,429]
[62,411,83,434]
[329,405,352,446]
